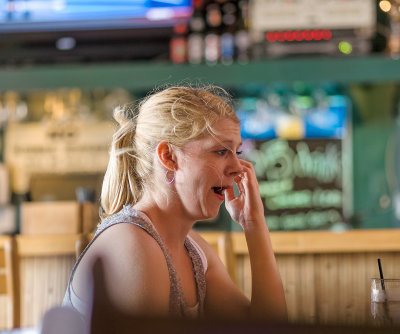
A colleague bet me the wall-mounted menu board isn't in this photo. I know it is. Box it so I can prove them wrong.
[228,84,350,231]
[242,138,344,230]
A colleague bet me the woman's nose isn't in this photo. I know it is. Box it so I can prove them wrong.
[227,154,242,177]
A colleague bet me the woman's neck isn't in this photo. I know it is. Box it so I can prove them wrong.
[133,193,194,253]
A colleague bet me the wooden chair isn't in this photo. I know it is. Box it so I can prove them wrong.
[0,236,18,330]
[14,234,85,328]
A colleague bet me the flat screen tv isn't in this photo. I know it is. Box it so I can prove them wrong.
[0,0,193,64]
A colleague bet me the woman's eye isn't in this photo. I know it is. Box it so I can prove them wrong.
[216,149,228,156]
[236,150,243,156]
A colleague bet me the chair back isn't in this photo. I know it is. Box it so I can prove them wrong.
[15,234,84,328]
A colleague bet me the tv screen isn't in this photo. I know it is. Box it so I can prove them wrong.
[0,0,193,32]
[0,0,193,64]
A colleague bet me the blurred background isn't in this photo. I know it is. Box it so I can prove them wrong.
[2,1,400,330]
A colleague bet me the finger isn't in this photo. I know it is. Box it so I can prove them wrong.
[239,162,258,187]
[224,186,235,202]
[238,169,260,200]
[234,174,246,195]
[239,159,255,170]
[240,161,256,177]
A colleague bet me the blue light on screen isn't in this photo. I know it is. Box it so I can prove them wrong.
[0,0,192,32]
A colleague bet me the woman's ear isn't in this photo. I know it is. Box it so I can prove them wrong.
[156,141,176,170]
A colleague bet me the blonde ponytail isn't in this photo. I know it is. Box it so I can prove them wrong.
[100,105,146,219]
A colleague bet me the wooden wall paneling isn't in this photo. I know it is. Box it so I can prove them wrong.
[276,255,299,323]
[232,255,252,299]
[346,253,368,326]
[0,236,18,330]
[220,233,237,284]
[297,254,316,324]
[19,258,31,326]
[19,255,75,328]
[16,234,80,328]
[314,254,340,325]
[336,254,358,325]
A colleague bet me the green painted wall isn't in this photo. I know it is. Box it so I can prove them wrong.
[350,82,400,229]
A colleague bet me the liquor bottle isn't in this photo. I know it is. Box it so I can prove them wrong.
[204,2,222,65]
[220,1,237,65]
[235,0,250,63]
[187,0,206,64]
[170,24,188,64]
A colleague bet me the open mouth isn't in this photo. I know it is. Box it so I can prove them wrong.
[212,186,228,196]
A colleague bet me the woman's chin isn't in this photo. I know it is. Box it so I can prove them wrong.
[192,200,223,222]
[201,207,221,222]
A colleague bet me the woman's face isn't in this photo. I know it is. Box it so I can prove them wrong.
[174,117,242,221]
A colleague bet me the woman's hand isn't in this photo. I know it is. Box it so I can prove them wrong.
[224,160,288,321]
[224,159,265,230]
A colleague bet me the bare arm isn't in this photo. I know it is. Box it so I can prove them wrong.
[73,223,170,317]
[224,159,287,321]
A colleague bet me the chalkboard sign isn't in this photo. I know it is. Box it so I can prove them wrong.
[241,138,344,230]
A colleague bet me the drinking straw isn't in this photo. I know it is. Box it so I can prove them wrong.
[377,258,386,291]
[377,258,392,324]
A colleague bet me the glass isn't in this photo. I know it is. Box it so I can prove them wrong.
[371,278,400,326]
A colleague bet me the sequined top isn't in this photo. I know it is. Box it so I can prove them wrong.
[62,205,207,318]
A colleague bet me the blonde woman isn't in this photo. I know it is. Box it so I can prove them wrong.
[63,86,287,321]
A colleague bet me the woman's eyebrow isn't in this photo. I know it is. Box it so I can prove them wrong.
[215,140,243,152]
[218,140,242,146]
[225,141,243,149]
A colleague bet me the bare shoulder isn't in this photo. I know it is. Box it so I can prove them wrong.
[94,222,166,258]
[75,222,170,316]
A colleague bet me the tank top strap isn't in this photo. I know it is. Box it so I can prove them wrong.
[184,237,207,315]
